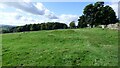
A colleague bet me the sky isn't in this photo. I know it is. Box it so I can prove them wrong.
[0,0,119,26]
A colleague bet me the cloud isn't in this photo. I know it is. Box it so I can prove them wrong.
[35,3,59,19]
[47,14,58,19]
[109,2,118,17]
[0,11,79,26]
[0,11,35,25]
[0,4,5,9]
[44,9,58,19]
[47,14,79,25]
[15,15,23,20]
[3,2,45,15]
[0,12,22,25]
[59,14,79,25]
[2,2,58,19]
[0,2,79,26]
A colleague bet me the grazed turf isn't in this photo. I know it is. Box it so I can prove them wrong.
[2,28,118,66]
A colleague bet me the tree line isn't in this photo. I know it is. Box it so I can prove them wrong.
[2,22,68,33]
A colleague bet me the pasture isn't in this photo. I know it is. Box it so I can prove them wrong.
[2,28,118,66]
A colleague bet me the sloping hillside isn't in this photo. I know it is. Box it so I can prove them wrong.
[2,28,118,66]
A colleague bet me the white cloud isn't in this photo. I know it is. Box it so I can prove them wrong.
[59,14,79,25]
[0,12,21,25]
[0,12,34,25]
[44,9,58,19]
[0,2,79,26]
[23,0,31,2]
[0,11,79,26]
[46,14,79,26]
[0,5,5,9]
[35,3,46,11]
[3,2,45,15]
[14,14,23,20]
[109,2,118,17]
[2,2,59,19]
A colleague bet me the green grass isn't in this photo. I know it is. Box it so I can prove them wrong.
[2,28,118,66]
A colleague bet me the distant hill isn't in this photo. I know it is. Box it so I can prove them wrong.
[0,25,16,33]
[0,25,15,30]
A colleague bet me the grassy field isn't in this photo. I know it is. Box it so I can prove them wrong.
[2,28,118,66]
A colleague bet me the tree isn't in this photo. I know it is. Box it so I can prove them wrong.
[69,21,76,29]
[78,15,87,28]
[41,23,46,30]
[30,24,34,31]
[45,22,54,30]
[78,1,118,28]
[63,24,68,29]
[101,6,118,25]
[6,22,68,33]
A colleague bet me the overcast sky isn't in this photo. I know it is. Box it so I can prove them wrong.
[0,0,119,26]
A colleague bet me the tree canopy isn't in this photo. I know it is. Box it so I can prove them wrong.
[69,21,76,29]
[2,22,68,33]
[78,1,118,28]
